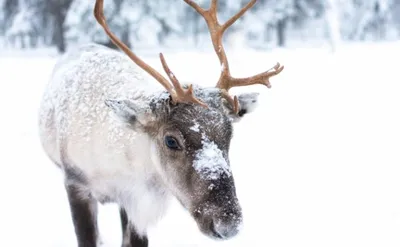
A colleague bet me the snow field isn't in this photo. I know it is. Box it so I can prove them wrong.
[0,42,399,246]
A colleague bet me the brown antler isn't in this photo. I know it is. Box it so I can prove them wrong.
[184,0,284,113]
[94,0,206,107]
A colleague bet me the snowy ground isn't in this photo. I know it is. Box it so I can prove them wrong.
[0,42,400,247]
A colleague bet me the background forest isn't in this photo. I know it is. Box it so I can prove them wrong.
[1,0,399,53]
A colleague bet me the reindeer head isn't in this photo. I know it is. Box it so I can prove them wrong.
[95,0,284,240]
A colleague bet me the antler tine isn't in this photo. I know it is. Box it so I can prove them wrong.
[94,0,206,107]
[221,90,239,114]
[229,62,285,89]
[221,0,256,33]
[210,0,218,12]
[159,53,207,107]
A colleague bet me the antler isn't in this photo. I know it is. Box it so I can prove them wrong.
[94,0,206,107]
[184,0,284,113]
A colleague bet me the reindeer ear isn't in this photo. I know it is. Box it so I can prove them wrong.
[105,99,151,126]
[224,92,260,122]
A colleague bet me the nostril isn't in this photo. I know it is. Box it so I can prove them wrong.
[193,208,202,219]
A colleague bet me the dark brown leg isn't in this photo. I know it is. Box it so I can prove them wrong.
[65,183,99,247]
[120,207,148,247]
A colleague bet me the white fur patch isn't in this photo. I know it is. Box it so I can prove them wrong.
[78,135,171,236]
[238,92,260,113]
[193,135,231,180]
[121,179,170,236]
[190,121,200,132]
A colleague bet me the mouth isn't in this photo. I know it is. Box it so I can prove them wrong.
[191,203,242,240]
[193,212,225,240]
[209,220,224,240]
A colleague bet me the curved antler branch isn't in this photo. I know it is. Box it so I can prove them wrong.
[94,0,172,92]
[94,0,206,107]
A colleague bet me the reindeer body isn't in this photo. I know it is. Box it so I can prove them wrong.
[39,43,172,234]
[39,43,252,247]
[38,1,284,247]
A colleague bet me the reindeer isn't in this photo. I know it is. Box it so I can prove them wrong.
[38,0,284,246]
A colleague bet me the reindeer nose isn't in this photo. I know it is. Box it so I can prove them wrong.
[211,216,242,239]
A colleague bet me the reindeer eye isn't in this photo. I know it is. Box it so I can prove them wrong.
[164,136,180,150]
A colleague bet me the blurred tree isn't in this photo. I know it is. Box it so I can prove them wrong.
[243,0,324,47]
[391,0,400,35]
[341,0,394,41]
[0,0,18,33]
[66,0,131,49]
[1,0,19,46]
[45,0,73,52]
[324,0,341,52]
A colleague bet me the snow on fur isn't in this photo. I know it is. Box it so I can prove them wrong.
[190,121,200,132]
[193,134,231,180]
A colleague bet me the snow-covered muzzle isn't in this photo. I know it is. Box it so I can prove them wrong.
[149,100,243,240]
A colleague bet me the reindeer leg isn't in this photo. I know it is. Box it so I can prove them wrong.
[65,183,99,247]
[120,207,148,247]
